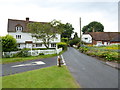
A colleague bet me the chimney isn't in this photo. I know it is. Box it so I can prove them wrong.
[92,27,95,32]
[26,17,29,22]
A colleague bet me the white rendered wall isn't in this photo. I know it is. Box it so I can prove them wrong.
[9,32,61,49]
[81,34,92,43]
[9,32,61,43]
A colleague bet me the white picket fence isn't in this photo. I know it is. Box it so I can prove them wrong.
[29,48,62,56]
[2,48,63,57]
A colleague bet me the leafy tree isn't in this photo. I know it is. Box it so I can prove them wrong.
[57,42,67,50]
[82,21,104,34]
[2,35,17,52]
[27,20,64,49]
[73,32,79,39]
[61,38,68,43]
[61,23,74,39]
[69,38,80,47]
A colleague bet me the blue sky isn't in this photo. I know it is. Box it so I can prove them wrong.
[0,0,119,36]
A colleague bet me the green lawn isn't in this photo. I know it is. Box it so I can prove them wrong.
[2,54,57,64]
[2,66,80,88]
[2,50,66,64]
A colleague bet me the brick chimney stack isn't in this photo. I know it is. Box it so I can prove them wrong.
[26,17,29,22]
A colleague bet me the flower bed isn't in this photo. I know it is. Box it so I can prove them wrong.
[79,45,120,63]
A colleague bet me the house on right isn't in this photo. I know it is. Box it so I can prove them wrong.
[82,32,120,46]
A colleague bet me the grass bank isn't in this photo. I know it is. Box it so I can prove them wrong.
[2,54,57,64]
[2,66,80,88]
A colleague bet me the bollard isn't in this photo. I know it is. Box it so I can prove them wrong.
[57,56,61,67]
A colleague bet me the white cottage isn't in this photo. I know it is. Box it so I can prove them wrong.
[82,32,120,46]
[8,18,61,49]
[81,34,92,44]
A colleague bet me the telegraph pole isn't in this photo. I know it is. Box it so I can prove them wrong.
[80,17,82,46]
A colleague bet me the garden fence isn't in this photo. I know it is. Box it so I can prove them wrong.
[2,48,63,57]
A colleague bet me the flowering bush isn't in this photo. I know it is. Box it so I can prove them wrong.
[79,45,119,62]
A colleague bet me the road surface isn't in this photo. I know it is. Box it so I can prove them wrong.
[62,47,119,88]
[2,56,57,76]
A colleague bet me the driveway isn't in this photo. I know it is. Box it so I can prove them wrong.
[2,56,57,76]
[62,47,119,88]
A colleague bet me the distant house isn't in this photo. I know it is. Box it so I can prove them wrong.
[7,17,61,49]
[110,34,120,45]
[82,32,120,46]
[81,34,92,44]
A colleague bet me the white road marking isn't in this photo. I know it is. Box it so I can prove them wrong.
[61,55,66,65]
[11,61,45,67]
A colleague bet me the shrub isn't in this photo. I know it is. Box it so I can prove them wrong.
[2,35,18,52]
[79,47,88,53]
[39,53,44,55]
[69,38,80,47]
[14,48,31,57]
[61,38,68,43]
[57,42,67,50]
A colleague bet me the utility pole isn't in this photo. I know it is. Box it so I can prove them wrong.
[80,17,82,46]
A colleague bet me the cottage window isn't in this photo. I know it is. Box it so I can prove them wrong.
[84,38,88,40]
[16,35,21,39]
[16,26,23,31]
[51,43,56,47]
[97,41,102,45]
[36,44,42,47]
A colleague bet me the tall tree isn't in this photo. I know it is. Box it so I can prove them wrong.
[61,23,74,39]
[27,20,64,49]
[73,32,79,39]
[2,35,17,52]
[82,21,104,34]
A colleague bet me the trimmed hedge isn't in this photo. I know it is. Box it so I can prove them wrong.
[57,42,67,50]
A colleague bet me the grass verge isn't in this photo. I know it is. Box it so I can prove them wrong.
[2,50,67,64]
[2,54,57,64]
[2,66,80,88]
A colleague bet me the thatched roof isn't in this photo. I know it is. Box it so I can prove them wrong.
[88,32,120,41]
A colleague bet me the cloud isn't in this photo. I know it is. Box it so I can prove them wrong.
[0,0,118,36]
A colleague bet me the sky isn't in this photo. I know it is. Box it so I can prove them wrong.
[0,0,119,37]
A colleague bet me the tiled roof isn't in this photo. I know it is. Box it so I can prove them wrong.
[110,34,120,42]
[88,32,120,41]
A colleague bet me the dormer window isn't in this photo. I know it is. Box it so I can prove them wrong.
[15,26,23,32]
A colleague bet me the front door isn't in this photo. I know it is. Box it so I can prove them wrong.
[26,43,32,48]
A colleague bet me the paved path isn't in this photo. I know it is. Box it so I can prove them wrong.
[2,56,57,76]
[62,47,119,88]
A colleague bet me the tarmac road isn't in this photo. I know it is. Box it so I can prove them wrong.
[62,47,119,88]
[2,56,57,76]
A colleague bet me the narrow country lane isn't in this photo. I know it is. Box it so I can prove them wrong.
[62,47,119,88]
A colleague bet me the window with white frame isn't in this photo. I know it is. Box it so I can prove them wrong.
[51,43,56,47]
[84,38,88,40]
[16,35,21,39]
[97,41,102,45]
[16,26,23,31]
[36,43,42,47]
